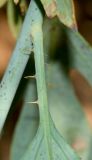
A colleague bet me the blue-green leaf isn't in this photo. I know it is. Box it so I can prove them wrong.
[67,29,92,85]
[11,80,39,160]
[11,1,80,159]
[47,63,91,160]
[43,18,92,159]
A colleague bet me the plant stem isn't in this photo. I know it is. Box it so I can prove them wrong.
[31,6,53,159]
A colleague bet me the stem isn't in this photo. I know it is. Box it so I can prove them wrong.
[31,4,52,159]
[0,0,38,133]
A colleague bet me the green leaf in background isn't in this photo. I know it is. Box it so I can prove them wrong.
[67,29,92,85]
[43,17,92,159]
[0,0,7,7]
[43,16,92,83]
[47,63,91,160]
[7,0,23,38]
[11,80,39,160]
[19,0,28,15]
[43,17,63,59]
[40,0,77,29]
[87,138,92,160]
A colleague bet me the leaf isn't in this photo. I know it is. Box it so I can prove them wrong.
[7,0,23,38]
[11,1,92,160]
[43,18,92,159]
[43,17,92,89]
[11,1,79,159]
[67,29,92,85]
[0,0,38,133]
[20,1,79,159]
[20,119,79,160]
[47,63,91,160]
[87,138,92,160]
[11,80,39,160]
[40,0,77,29]
[11,74,80,160]
[0,0,7,7]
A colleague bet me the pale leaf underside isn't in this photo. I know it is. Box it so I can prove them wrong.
[40,0,77,29]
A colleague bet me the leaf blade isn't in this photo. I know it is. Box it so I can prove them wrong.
[40,0,77,29]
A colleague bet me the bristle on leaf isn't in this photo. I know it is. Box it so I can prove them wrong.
[24,75,36,79]
[27,100,38,105]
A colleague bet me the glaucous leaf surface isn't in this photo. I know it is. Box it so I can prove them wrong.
[19,119,79,160]
[10,1,92,160]
[11,5,80,159]
[11,62,91,160]
[67,29,92,85]
[47,62,91,160]
[11,79,80,160]
[44,17,92,159]
[11,80,39,160]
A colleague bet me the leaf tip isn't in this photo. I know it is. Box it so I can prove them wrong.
[44,1,57,18]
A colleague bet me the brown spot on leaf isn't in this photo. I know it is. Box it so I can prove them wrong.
[72,138,87,152]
